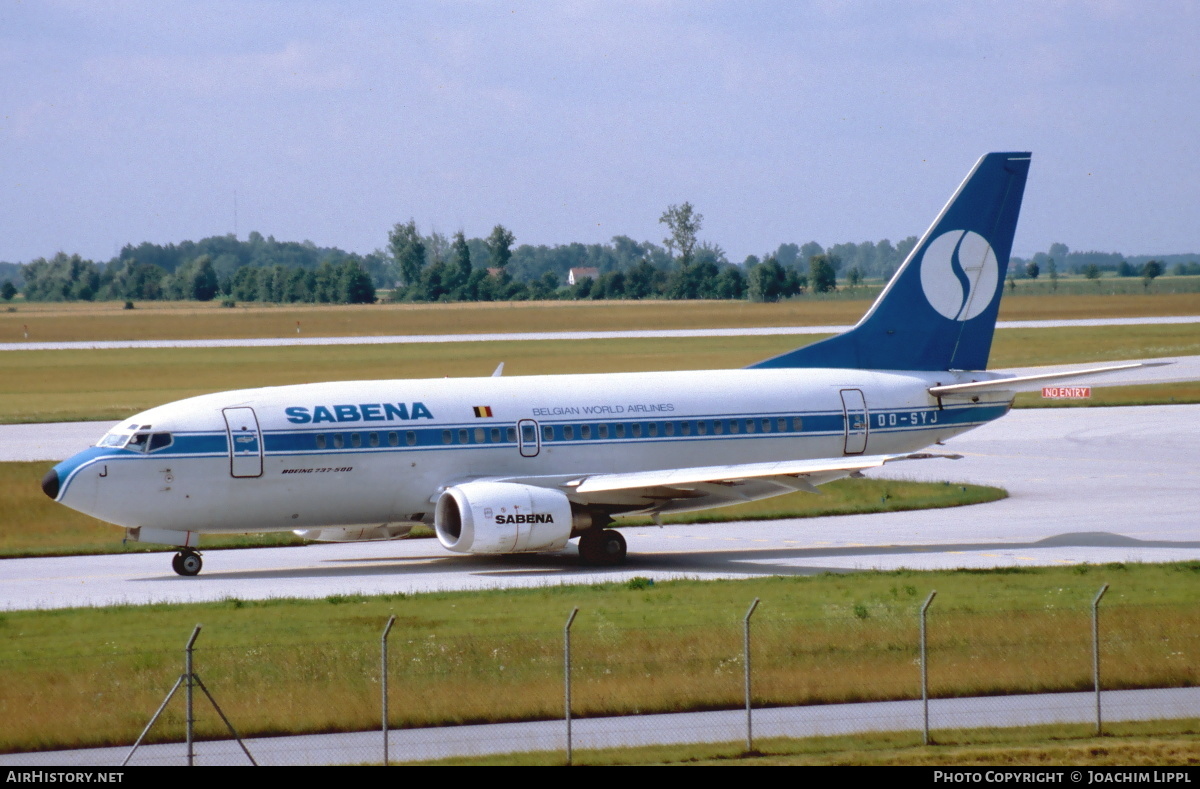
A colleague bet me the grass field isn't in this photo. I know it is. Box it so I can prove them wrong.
[2,288,1198,343]
[0,562,1195,754]
[0,459,1003,557]
[2,323,1199,423]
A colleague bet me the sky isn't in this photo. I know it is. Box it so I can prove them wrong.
[2,0,1197,265]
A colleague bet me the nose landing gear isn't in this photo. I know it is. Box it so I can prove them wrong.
[171,549,203,577]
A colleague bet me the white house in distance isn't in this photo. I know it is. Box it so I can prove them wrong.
[567,267,599,285]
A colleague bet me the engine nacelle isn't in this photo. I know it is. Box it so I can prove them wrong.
[435,481,581,554]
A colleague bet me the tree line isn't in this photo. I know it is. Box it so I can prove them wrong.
[3,209,1197,305]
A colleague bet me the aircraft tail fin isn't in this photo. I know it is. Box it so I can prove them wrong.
[751,152,1031,372]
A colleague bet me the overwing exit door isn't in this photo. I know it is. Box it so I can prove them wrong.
[223,406,263,478]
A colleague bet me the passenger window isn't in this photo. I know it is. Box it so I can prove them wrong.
[581,425,591,439]
[563,425,574,440]
[713,421,724,435]
[369,432,379,448]
[598,424,609,439]
[149,433,173,452]
[442,430,452,444]
[681,421,691,436]
[316,434,326,450]
[404,431,416,446]
[793,417,804,431]
[664,423,674,436]
[458,429,469,444]
[777,419,787,432]
[697,422,708,435]
[333,434,344,449]
[490,428,501,443]
[745,420,755,433]
[615,424,626,439]
[388,432,399,447]
[351,433,362,448]
[506,427,517,442]
[476,428,486,443]
[762,419,772,433]
[648,423,658,437]
[543,426,554,441]
[728,421,738,434]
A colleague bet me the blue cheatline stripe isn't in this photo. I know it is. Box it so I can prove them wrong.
[172,402,1010,456]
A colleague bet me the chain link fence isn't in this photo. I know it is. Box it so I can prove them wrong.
[1,585,1196,766]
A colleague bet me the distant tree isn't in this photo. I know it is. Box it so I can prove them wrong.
[1,281,16,301]
[1083,264,1102,287]
[623,260,659,299]
[1025,261,1039,280]
[1117,260,1135,277]
[388,220,426,287]
[748,257,786,302]
[338,260,376,304]
[485,225,516,270]
[846,267,862,287]
[711,266,746,300]
[190,256,220,301]
[799,241,824,266]
[1047,257,1058,291]
[658,203,703,266]
[808,254,838,293]
[774,243,800,269]
[449,231,473,299]
[1048,242,1070,267]
[1142,260,1163,290]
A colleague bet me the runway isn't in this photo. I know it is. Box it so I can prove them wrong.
[3,404,1198,612]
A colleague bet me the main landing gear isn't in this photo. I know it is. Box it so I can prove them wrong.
[171,548,203,577]
[578,529,627,566]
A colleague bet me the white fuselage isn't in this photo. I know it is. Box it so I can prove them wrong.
[52,367,1011,537]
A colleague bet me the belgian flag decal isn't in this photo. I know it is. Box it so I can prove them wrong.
[473,406,494,418]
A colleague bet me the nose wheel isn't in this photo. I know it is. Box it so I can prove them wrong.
[172,549,203,577]
[578,529,627,566]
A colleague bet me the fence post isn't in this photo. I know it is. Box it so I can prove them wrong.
[381,615,396,765]
[564,607,579,766]
[1092,584,1109,736]
[123,624,256,767]
[185,625,200,767]
[920,591,937,746]
[744,598,760,752]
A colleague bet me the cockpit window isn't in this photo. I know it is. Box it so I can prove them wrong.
[98,433,129,448]
[119,432,172,453]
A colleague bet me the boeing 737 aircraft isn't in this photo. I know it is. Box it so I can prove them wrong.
[41,152,1165,575]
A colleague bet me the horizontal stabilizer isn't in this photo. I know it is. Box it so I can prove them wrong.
[929,360,1175,397]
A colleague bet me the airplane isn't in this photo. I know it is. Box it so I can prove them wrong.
[40,152,1168,576]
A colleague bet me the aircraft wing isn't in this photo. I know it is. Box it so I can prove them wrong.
[930,356,1200,397]
[488,452,961,516]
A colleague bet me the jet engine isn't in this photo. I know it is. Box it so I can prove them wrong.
[435,481,587,554]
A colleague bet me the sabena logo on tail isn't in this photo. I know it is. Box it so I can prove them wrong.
[919,229,999,322]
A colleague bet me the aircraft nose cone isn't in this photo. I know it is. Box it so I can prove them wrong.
[41,468,60,500]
